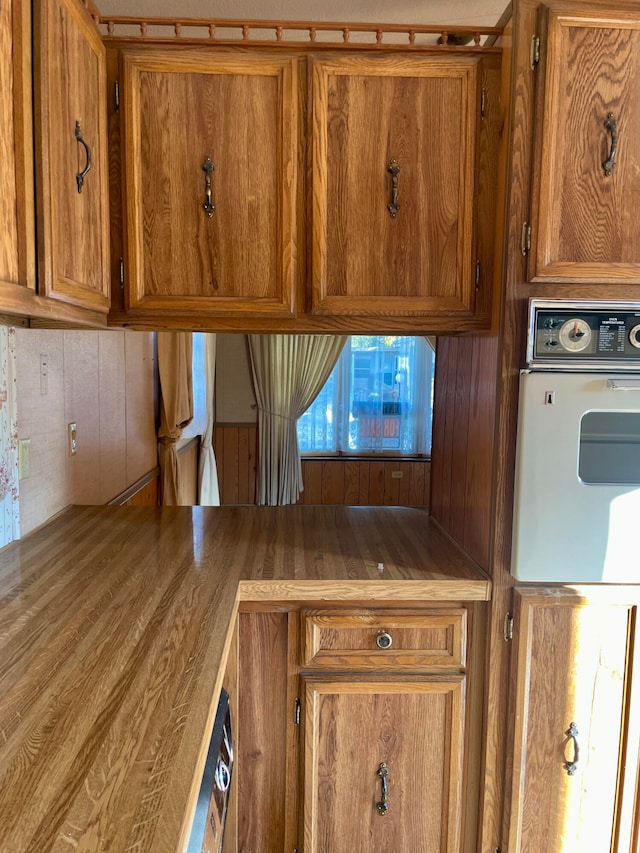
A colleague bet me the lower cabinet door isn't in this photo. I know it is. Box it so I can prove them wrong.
[303,677,465,853]
[508,589,636,853]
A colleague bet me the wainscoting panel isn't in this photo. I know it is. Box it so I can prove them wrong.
[214,424,430,507]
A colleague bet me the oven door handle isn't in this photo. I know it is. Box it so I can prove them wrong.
[606,379,640,391]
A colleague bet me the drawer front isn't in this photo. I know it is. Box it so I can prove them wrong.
[302,610,467,670]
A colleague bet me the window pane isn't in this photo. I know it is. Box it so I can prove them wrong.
[182,332,208,440]
[297,369,337,452]
[297,335,434,455]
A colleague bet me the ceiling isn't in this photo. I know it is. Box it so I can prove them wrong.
[97,0,508,28]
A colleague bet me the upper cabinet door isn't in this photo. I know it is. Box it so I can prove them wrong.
[529,7,640,284]
[33,0,110,313]
[310,55,480,317]
[121,51,298,317]
[0,0,35,303]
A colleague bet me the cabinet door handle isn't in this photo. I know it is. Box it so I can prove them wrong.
[202,157,216,217]
[602,113,618,177]
[563,721,580,776]
[75,121,92,193]
[387,160,400,218]
[376,762,389,815]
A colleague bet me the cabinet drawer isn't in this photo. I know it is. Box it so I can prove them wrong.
[302,610,466,670]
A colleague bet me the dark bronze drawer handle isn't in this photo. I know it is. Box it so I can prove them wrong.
[602,113,618,177]
[202,157,216,216]
[376,762,389,815]
[75,121,92,193]
[563,721,580,776]
[387,159,400,218]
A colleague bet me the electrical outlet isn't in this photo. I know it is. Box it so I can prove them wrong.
[18,439,31,479]
[391,470,403,479]
[68,423,78,456]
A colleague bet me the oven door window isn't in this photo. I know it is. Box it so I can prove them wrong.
[579,411,640,485]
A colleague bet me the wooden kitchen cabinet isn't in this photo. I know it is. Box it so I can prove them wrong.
[528,6,640,284]
[0,0,36,310]
[300,606,482,853]
[310,54,501,319]
[507,587,640,852]
[235,603,484,853]
[33,0,110,314]
[119,49,298,318]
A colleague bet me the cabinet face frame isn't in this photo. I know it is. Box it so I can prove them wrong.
[528,6,640,285]
[33,0,110,313]
[120,49,298,318]
[0,0,35,301]
[310,54,479,317]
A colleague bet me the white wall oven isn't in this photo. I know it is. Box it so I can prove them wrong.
[512,300,640,583]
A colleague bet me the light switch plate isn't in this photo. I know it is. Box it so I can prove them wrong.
[18,439,31,479]
[68,423,77,456]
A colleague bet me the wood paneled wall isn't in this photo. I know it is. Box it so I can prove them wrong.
[214,424,430,507]
[429,336,497,572]
[124,478,158,506]
[215,424,257,506]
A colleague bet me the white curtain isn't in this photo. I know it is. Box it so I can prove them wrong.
[329,336,433,454]
[198,334,220,506]
[248,334,346,506]
[0,327,20,546]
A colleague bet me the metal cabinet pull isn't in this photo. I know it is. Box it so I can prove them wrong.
[376,762,389,815]
[563,721,580,776]
[202,157,216,216]
[602,113,618,177]
[74,121,92,193]
[387,160,400,218]
[376,630,393,650]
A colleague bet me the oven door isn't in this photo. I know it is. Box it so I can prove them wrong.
[512,372,640,582]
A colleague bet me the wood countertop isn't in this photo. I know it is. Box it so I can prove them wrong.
[0,505,490,852]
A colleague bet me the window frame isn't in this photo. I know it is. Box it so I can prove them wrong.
[297,335,434,459]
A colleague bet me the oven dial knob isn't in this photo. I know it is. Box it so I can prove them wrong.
[629,323,640,349]
[215,758,231,792]
[559,318,592,352]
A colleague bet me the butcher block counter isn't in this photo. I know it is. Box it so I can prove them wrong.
[0,505,490,852]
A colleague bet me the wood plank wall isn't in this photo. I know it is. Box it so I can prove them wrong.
[124,478,158,506]
[429,336,498,572]
[214,424,430,507]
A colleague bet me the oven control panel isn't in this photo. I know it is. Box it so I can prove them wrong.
[527,300,640,369]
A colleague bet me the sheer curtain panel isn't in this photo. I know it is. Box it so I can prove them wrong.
[198,334,220,506]
[157,332,193,505]
[248,334,346,506]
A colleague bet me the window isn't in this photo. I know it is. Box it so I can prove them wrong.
[180,332,208,442]
[297,336,434,455]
